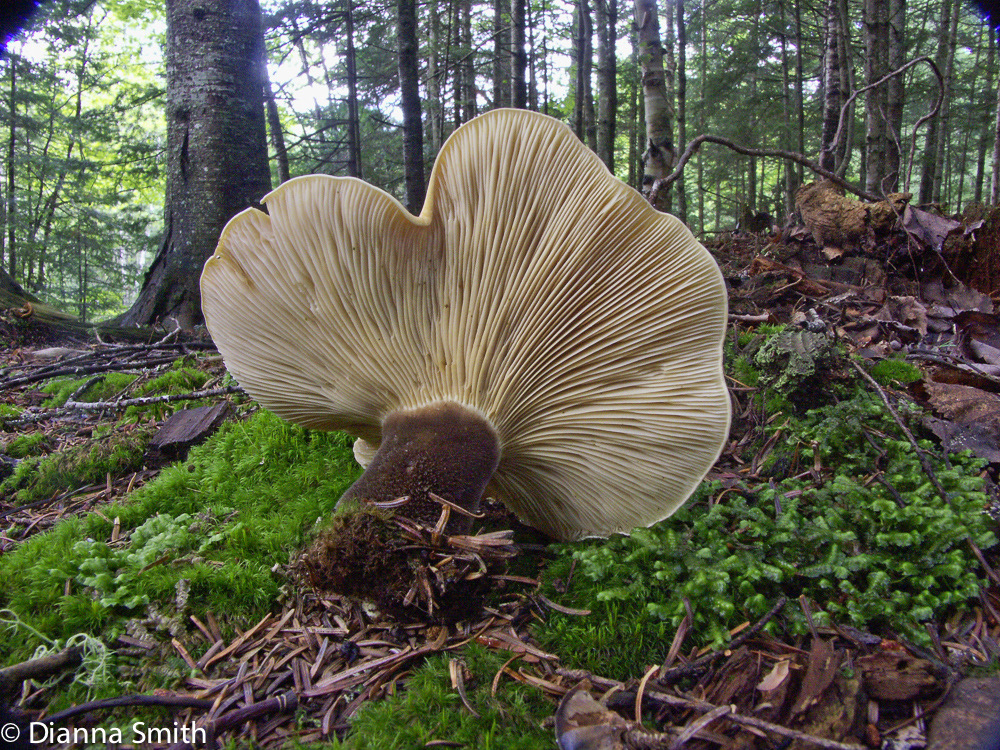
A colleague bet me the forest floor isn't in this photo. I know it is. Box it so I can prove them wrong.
[3,198,1000,748]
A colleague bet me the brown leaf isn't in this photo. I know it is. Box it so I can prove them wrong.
[791,638,842,717]
[902,205,962,251]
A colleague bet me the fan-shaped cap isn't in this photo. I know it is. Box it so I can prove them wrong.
[201,108,730,541]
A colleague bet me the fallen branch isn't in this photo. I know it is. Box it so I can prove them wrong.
[650,136,881,205]
[0,646,82,699]
[7,385,243,427]
[166,691,298,750]
[556,668,867,750]
[43,693,215,724]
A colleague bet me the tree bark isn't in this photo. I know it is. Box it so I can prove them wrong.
[116,0,271,329]
[885,0,905,191]
[344,0,363,179]
[398,0,426,213]
[573,0,587,139]
[492,0,509,108]
[992,24,1000,204]
[635,0,673,211]
[594,0,617,170]
[976,20,996,204]
[674,0,686,222]
[819,0,843,172]
[6,56,16,277]
[511,0,527,108]
[919,0,952,204]
[863,0,889,196]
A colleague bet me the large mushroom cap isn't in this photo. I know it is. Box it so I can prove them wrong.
[201,108,730,541]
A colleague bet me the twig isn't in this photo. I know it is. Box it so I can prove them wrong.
[658,596,787,682]
[43,693,215,724]
[556,668,867,750]
[166,691,298,750]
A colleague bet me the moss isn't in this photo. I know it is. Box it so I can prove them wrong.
[332,645,554,749]
[0,425,152,503]
[869,357,923,387]
[0,410,360,664]
[2,431,51,458]
[538,386,998,677]
[41,372,139,407]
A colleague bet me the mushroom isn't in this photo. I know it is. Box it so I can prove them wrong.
[201,108,730,542]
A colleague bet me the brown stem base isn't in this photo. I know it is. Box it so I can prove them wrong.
[337,402,501,530]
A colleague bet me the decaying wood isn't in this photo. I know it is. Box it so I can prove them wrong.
[555,667,869,750]
[795,180,911,251]
[0,646,82,699]
[145,402,235,466]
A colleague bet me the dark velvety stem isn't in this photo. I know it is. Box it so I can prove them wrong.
[338,402,501,529]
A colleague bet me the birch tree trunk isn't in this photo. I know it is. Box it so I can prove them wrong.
[116,0,271,328]
[635,0,674,211]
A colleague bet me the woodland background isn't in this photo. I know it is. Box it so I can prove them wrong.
[0,0,998,324]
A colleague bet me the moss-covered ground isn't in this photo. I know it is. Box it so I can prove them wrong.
[1,324,998,746]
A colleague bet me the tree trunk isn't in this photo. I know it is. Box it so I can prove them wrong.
[345,0,363,179]
[594,0,617,171]
[919,0,952,205]
[635,0,673,211]
[976,20,996,204]
[863,0,889,196]
[461,0,475,120]
[493,0,509,108]
[398,0,425,213]
[583,0,596,151]
[6,56,15,277]
[885,0,905,192]
[511,0,527,108]
[931,0,959,203]
[674,0,686,222]
[116,0,271,329]
[818,0,843,172]
[992,24,1000,204]
[263,62,290,184]
[573,0,587,139]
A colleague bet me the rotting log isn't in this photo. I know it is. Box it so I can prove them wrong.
[795,180,911,251]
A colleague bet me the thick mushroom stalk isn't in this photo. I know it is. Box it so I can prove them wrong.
[338,402,500,528]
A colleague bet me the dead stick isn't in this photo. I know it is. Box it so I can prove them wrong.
[0,646,83,699]
[658,596,786,682]
[166,690,298,750]
[43,693,215,724]
[556,669,867,750]
[8,385,242,426]
[651,136,880,204]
